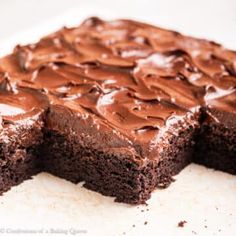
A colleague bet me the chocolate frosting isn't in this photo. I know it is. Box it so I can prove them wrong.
[0,75,48,127]
[0,17,235,141]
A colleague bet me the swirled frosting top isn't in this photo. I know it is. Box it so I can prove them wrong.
[0,17,235,141]
[0,76,48,127]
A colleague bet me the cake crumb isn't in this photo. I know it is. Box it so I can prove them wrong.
[144,221,148,225]
[178,220,187,227]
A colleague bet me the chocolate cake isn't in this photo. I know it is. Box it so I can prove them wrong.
[0,17,235,204]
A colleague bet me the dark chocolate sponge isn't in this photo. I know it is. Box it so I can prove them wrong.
[0,17,235,204]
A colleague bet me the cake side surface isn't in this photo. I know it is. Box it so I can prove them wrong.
[194,93,236,174]
[0,76,49,193]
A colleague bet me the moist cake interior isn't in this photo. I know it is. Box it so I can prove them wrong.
[0,17,235,204]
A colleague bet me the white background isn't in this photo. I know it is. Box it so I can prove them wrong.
[0,0,236,51]
[0,1,235,236]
